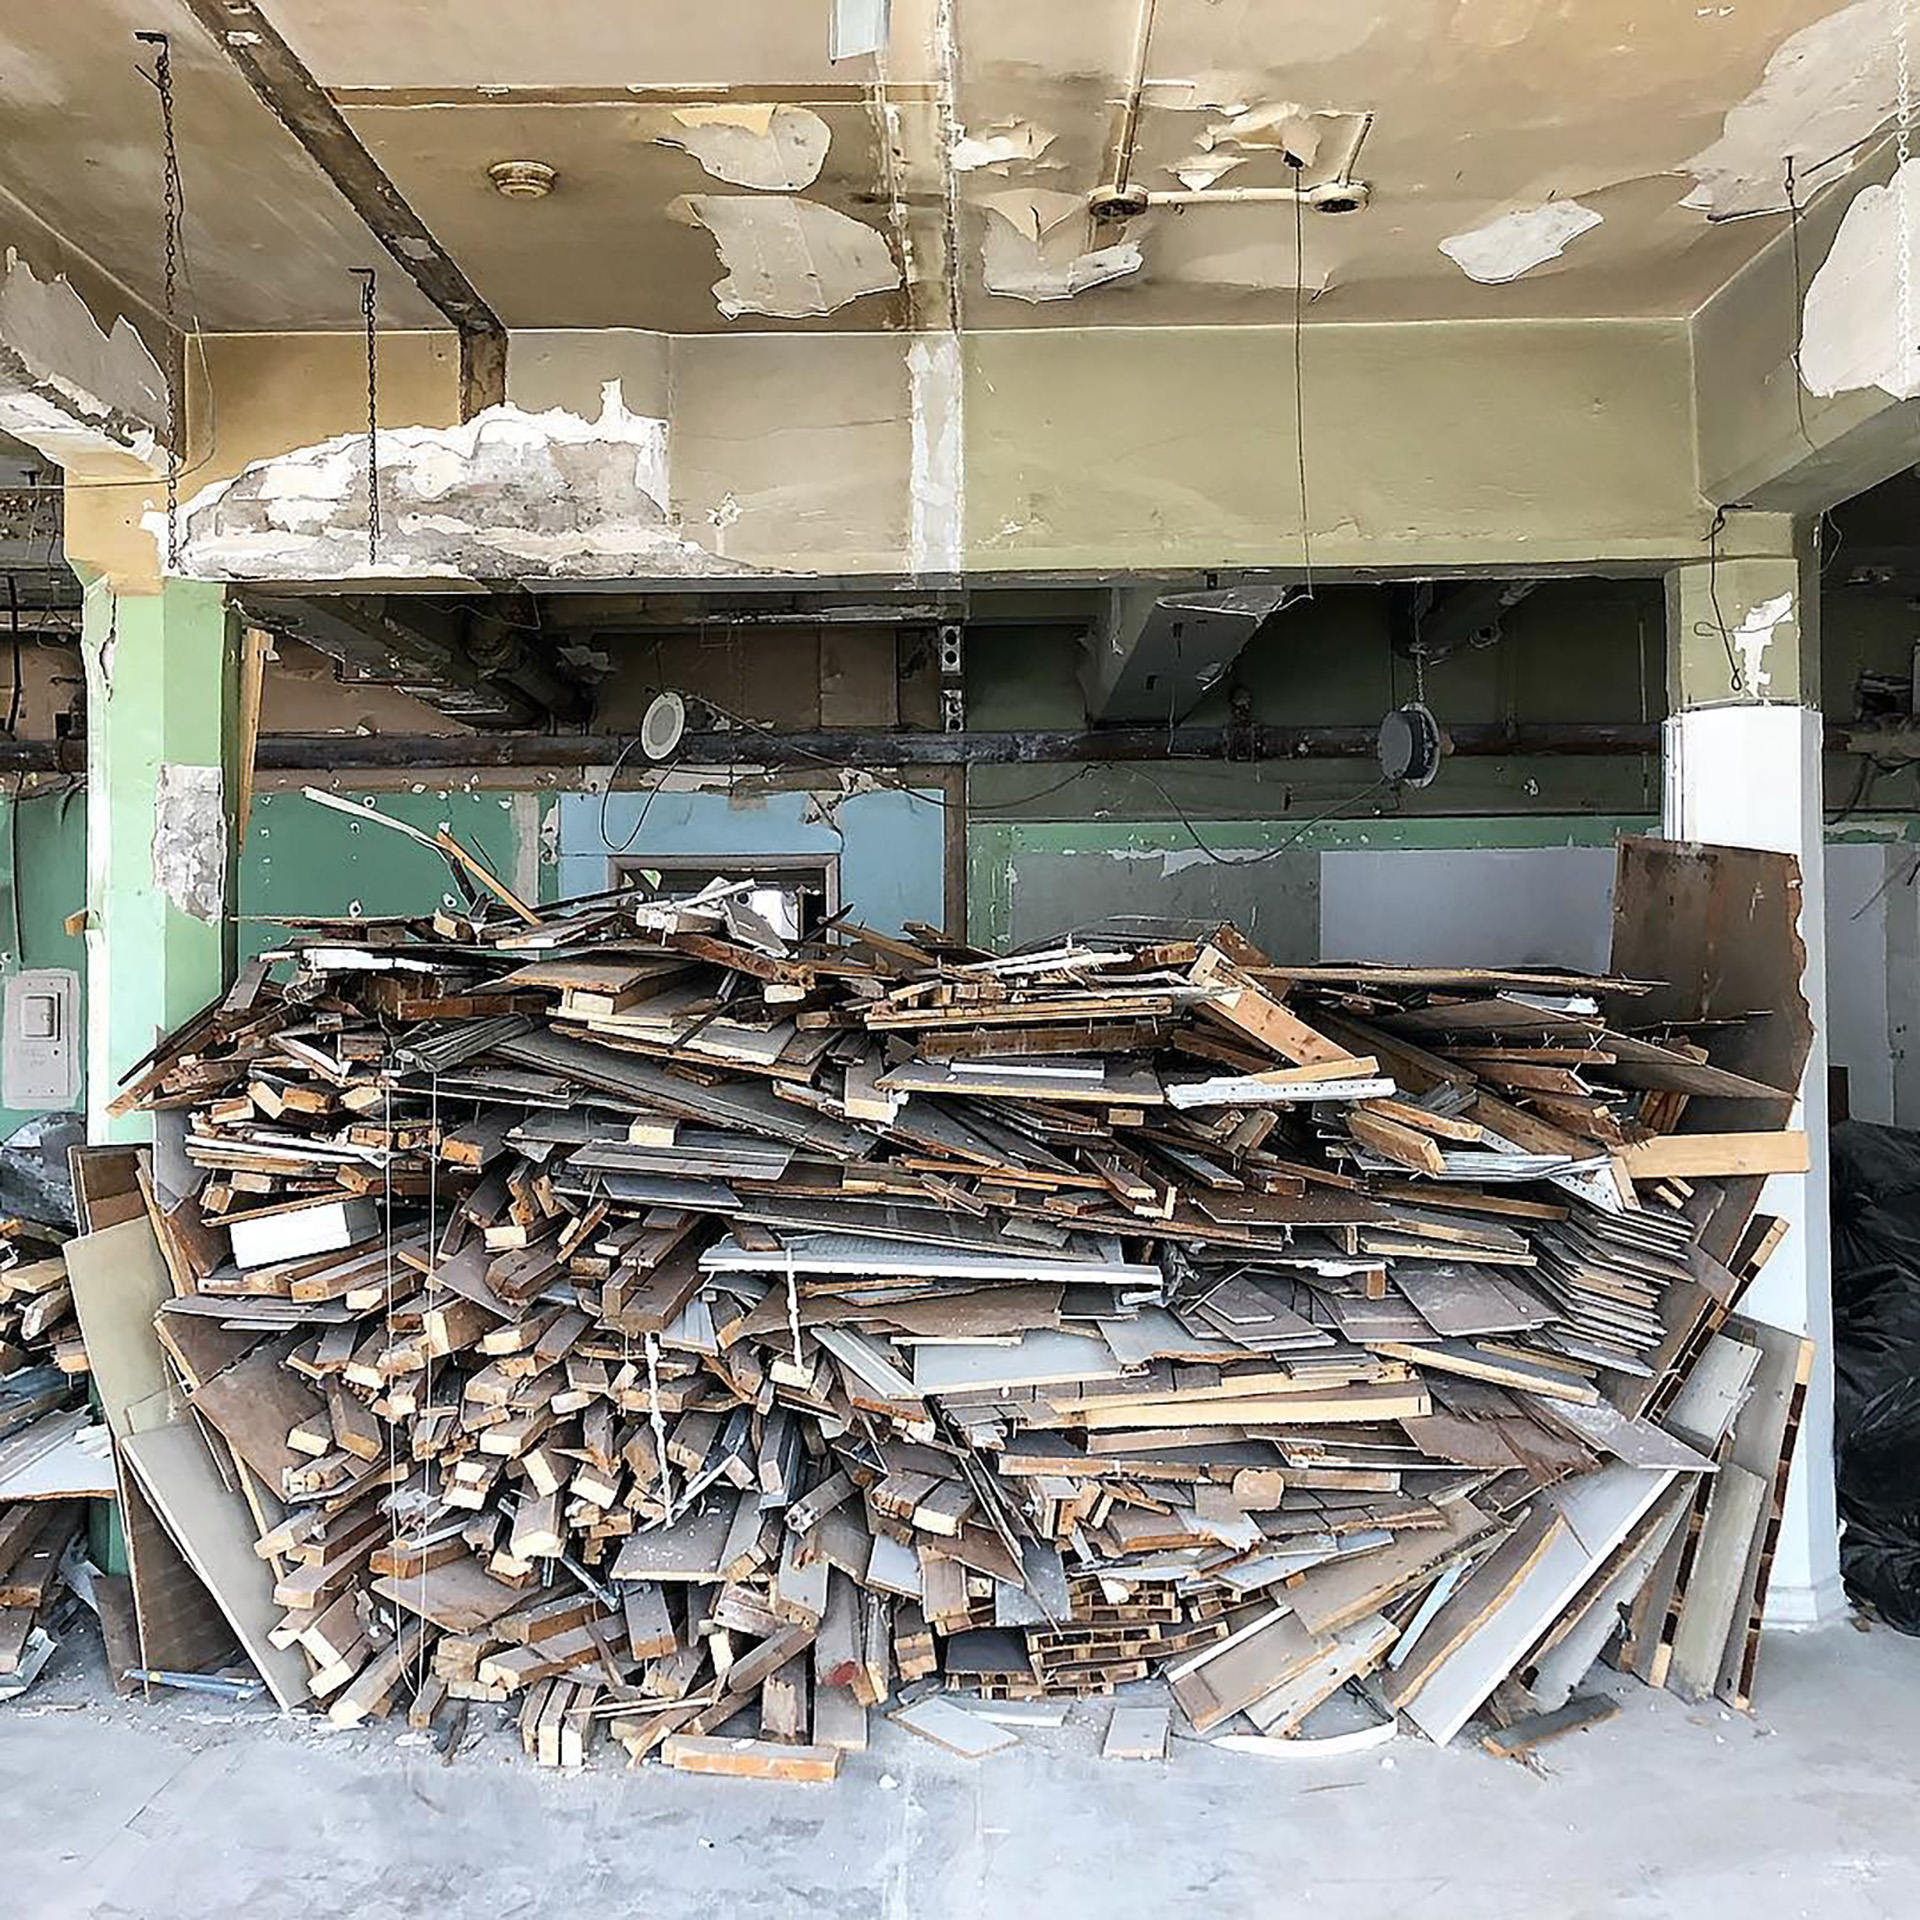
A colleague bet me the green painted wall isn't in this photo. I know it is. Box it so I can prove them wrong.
[0,781,87,1138]
[968,577,1667,825]
[238,789,531,966]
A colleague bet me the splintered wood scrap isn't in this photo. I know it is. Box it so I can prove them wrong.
[1479,1692,1618,1759]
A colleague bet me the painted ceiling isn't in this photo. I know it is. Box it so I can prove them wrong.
[0,0,1906,335]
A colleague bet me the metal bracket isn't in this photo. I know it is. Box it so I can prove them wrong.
[938,622,965,732]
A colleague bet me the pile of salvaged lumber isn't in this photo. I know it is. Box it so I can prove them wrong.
[0,1213,105,1698]
[83,840,1815,1775]
[0,1220,84,1380]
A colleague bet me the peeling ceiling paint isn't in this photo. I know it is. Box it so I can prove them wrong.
[951,119,1057,172]
[677,195,903,317]
[164,382,774,581]
[1801,158,1920,399]
[1440,201,1604,283]
[977,189,1143,302]
[0,0,1899,334]
[658,105,833,192]
[1685,0,1900,218]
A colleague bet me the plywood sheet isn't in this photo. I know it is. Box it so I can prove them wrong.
[120,1422,310,1710]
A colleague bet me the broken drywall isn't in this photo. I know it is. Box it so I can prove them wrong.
[1686,0,1901,219]
[162,381,772,582]
[1440,201,1603,284]
[677,196,902,318]
[152,764,227,924]
[658,106,831,192]
[1802,158,1920,400]
[0,249,167,467]
[978,190,1143,304]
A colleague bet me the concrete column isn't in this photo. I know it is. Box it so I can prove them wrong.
[1663,514,1843,1626]
[78,576,238,1143]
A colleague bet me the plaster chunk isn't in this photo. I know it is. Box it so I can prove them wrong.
[1801,159,1920,400]
[1439,200,1602,283]
[163,381,771,582]
[1686,0,1901,219]
[0,248,166,466]
[677,196,901,318]
[660,105,831,192]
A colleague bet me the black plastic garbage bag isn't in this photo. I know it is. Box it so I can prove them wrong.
[1831,1120,1920,1631]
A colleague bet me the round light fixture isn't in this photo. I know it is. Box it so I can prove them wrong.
[1378,702,1443,788]
[640,691,687,762]
[488,160,558,200]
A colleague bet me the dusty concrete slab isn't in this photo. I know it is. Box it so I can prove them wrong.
[4,1624,1918,1920]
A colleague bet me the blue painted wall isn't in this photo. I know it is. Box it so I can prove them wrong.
[553,785,946,934]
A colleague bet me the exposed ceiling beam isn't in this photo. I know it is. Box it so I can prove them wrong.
[1082,585,1297,723]
[233,721,1662,772]
[240,593,588,729]
[1398,580,1540,666]
[175,0,507,416]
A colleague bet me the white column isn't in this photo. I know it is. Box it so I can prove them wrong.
[1663,520,1843,1627]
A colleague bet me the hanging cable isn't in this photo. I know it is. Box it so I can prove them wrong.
[5,574,22,739]
[1782,157,1821,458]
[352,268,380,567]
[1898,0,1915,392]
[1692,506,1748,697]
[1130,767,1395,868]
[1292,185,1314,598]
[134,32,183,570]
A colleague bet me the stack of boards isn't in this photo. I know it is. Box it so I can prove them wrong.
[81,842,1814,1776]
[0,1213,107,1700]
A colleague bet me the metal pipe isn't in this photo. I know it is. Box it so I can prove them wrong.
[250,722,1665,772]
[1110,0,1160,196]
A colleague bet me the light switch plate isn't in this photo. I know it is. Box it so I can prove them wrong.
[3,968,79,1110]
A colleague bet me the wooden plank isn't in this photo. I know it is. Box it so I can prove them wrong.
[661,1735,842,1782]
[1615,1132,1809,1179]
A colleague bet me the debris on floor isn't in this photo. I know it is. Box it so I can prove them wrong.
[65,817,1815,1772]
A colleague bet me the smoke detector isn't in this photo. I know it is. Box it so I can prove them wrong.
[488,160,558,200]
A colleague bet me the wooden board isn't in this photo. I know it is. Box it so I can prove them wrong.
[119,1421,310,1710]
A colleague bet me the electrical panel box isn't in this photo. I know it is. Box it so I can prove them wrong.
[3,968,79,1111]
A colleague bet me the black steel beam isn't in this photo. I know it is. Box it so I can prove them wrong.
[178,1,507,415]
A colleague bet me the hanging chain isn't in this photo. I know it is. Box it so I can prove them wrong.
[1413,634,1428,708]
[1898,0,1916,388]
[352,268,379,565]
[136,32,181,570]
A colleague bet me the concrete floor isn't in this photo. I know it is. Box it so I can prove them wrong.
[4,1622,1918,1920]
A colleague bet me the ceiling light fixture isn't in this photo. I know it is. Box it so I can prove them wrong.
[488,160,557,200]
